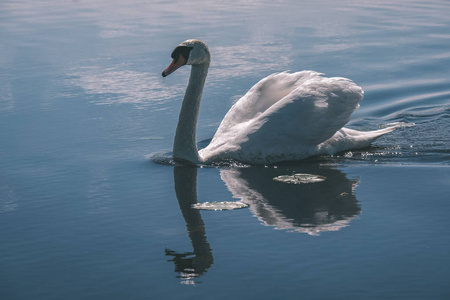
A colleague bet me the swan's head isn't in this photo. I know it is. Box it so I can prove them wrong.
[162,39,210,77]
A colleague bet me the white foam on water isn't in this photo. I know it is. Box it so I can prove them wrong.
[273,173,326,184]
[380,122,416,128]
[192,201,249,211]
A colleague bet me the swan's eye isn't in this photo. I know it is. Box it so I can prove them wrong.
[171,46,193,64]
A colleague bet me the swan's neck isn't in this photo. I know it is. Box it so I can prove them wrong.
[173,62,209,163]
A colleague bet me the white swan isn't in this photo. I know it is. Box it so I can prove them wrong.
[162,39,397,164]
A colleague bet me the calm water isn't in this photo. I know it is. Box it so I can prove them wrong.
[1,0,449,299]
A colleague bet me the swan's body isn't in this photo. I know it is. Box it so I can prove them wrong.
[162,39,397,164]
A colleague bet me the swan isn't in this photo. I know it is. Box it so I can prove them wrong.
[162,39,397,164]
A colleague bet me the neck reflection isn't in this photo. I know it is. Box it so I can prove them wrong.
[166,165,213,284]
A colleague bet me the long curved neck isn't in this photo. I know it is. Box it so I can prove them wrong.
[173,62,209,163]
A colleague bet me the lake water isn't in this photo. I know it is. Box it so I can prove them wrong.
[1,0,449,299]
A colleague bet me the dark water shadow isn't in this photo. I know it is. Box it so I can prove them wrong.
[220,164,361,235]
[166,163,361,283]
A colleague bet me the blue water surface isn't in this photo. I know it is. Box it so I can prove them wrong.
[1,0,449,299]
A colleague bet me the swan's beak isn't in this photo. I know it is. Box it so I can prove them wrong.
[162,55,187,77]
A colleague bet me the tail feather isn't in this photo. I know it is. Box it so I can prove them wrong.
[318,125,399,155]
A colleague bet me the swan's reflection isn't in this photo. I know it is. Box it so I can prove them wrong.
[165,165,213,284]
[167,163,360,283]
[221,165,361,235]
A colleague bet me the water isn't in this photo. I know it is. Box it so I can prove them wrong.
[1,0,449,299]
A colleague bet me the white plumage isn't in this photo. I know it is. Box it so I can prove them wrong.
[162,39,397,164]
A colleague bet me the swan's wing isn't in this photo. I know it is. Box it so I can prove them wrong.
[213,71,322,134]
[244,75,363,148]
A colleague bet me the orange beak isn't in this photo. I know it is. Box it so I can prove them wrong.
[162,54,187,77]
